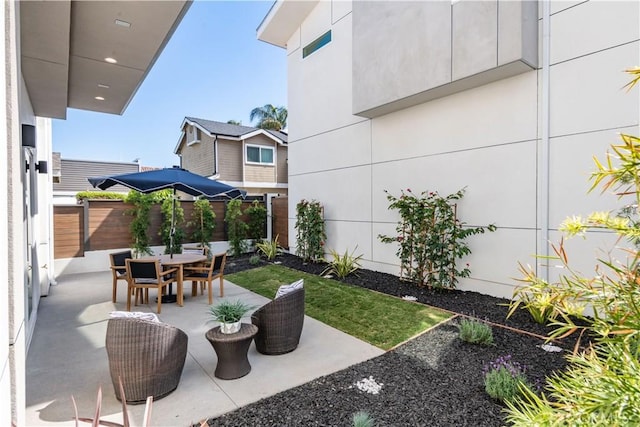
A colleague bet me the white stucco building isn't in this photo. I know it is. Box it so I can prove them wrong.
[1,2,191,425]
[258,1,640,298]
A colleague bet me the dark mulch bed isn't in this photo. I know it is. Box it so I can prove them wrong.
[209,253,576,427]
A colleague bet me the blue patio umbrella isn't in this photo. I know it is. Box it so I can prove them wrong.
[89,166,245,256]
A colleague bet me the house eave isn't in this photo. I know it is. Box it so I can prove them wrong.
[256,0,319,48]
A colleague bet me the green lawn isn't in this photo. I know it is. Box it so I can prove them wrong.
[226,265,452,350]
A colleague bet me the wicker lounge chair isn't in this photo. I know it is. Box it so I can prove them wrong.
[251,287,305,355]
[105,317,188,403]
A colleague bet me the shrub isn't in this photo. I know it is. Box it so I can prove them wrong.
[507,341,640,425]
[483,355,531,403]
[352,411,375,427]
[225,199,248,256]
[249,254,261,265]
[507,278,561,324]
[457,318,494,346]
[76,191,126,201]
[245,200,267,240]
[256,235,281,260]
[378,188,495,289]
[295,199,326,262]
[321,247,363,278]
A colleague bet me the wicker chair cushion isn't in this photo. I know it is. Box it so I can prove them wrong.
[134,278,159,284]
[186,271,218,279]
[110,311,160,322]
[275,279,304,299]
[183,248,205,255]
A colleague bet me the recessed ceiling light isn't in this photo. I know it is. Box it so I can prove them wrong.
[114,19,131,28]
[105,57,117,64]
[95,96,105,101]
[97,83,110,89]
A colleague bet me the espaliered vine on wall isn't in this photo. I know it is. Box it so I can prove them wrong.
[225,199,248,256]
[189,198,216,252]
[160,196,185,255]
[295,199,326,262]
[125,191,156,257]
[245,200,267,240]
[379,188,495,289]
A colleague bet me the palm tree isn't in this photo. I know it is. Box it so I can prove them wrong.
[249,104,287,131]
[227,119,242,125]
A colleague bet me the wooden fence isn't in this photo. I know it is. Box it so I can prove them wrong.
[271,196,289,248]
[54,197,289,259]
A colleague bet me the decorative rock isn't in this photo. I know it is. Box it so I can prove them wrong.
[540,344,563,352]
[354,376,383,395]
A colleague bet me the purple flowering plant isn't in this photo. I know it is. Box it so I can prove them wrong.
[482,355,527,378]
[483,355,533,403]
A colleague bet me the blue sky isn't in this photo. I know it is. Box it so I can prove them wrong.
[52,1,286,168]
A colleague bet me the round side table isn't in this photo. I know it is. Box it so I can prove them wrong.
[205,323,258,380]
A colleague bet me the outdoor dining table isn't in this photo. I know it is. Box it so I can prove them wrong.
[140,253,207,305]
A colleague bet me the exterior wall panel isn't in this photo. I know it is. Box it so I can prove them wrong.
[452,0,497,80]
[245,164,276,182]
[548,126,638,228]
[276,144,288,183]
[371,71,538,163]
[549,41,639,138]
[352,0,538,118]
[180,133,215,176]
[288,120,371,176]
[550,0,639,64]
[217,139,242,181]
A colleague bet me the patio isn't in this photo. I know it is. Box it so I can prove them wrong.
[25,270,383,426]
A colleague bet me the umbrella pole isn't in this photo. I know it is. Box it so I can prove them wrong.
[170,188,176,258]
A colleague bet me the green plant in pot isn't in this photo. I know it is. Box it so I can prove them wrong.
[208,300,254,334]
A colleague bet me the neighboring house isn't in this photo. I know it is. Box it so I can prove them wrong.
[175,117,288,195]
[258,1,640,299]
[1,1,190,424]
[52,154,141,204]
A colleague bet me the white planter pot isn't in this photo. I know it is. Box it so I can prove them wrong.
[220,321,241,334]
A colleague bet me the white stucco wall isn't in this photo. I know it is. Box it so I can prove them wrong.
[2,1,28,424]
[0,2,12,424]
[285,0,640,299]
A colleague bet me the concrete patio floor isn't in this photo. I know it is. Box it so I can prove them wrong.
[25,270,384,427]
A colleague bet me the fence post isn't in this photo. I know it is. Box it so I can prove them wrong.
[265,193,277,242]
[83,199,90,251]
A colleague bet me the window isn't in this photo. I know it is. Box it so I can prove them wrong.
[246,145,274,165]
[187,126,200,146]
[303,30,331,58]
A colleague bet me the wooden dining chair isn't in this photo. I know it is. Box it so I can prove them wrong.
[109,250,132,303]
[126,259,177,314]
[183,252,227,305]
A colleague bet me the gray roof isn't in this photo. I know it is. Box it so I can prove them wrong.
[185,117,288,143]
[54,158,139,193]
